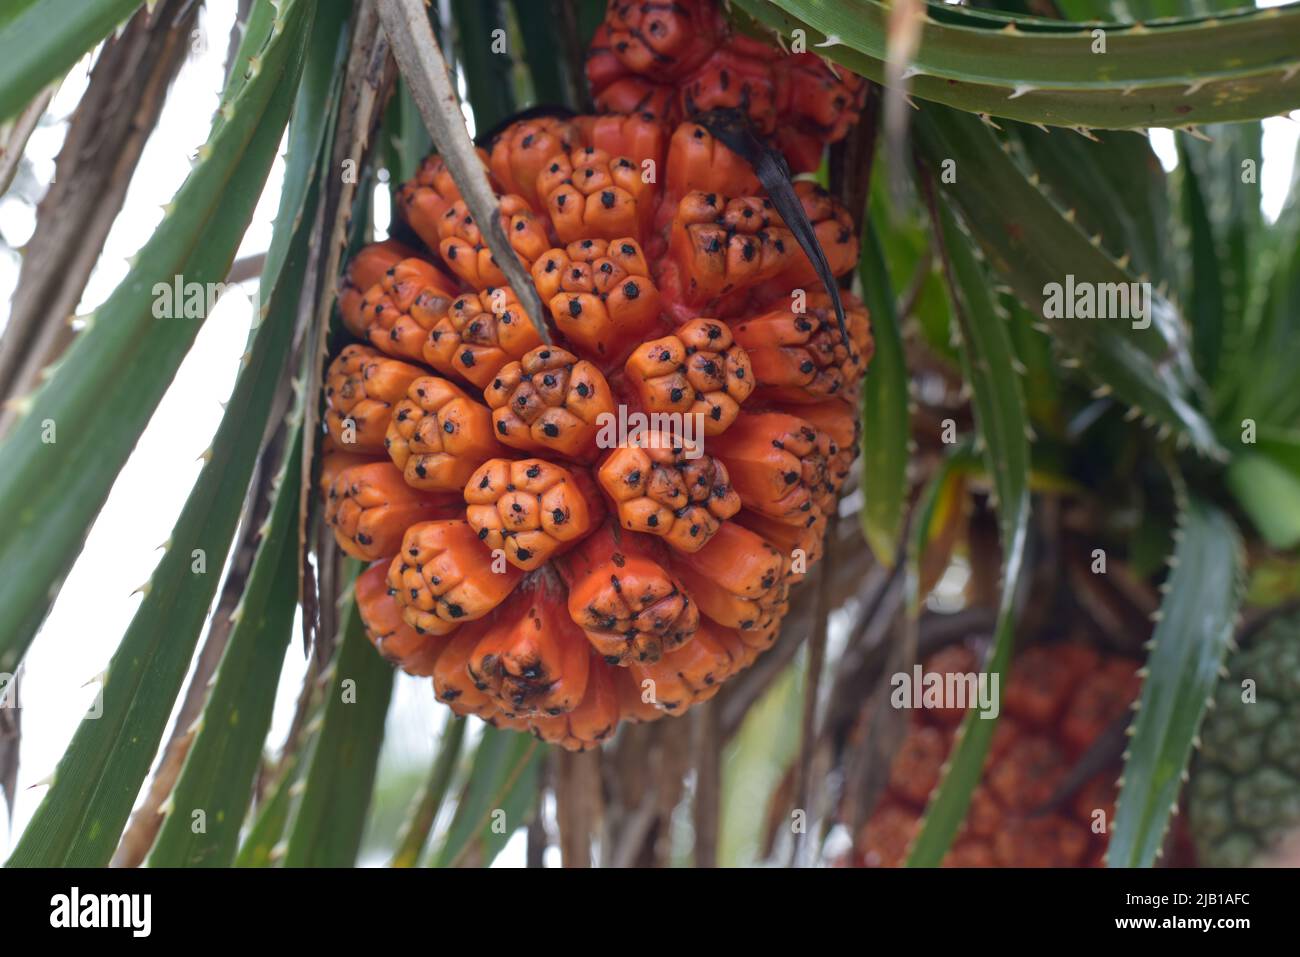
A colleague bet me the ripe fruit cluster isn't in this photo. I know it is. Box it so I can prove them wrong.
[846,643,1140,866]
[320,0,871,749]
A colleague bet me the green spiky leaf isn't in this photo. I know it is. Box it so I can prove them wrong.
[3,5,314,869]
[857,221,909,567]
[912,105,1222,459]
[281,595,395,867]
[430,726,542,868]
[731,0,1300,130]
[147,431,303,867]
[0,0,141,123]
[1107,497,1244,868]
[906,200,1030,867]
[0,0,313,676]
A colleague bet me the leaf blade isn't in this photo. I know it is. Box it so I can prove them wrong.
[0,0,141,123]
[732,0,1300,130]
[0,0,313,675]
[857,221,910,567]
[280,598,395,868]
[1107,499,1244,868]
[146,432,303,867]
[430,727,542,868]
[906,199,1030,867]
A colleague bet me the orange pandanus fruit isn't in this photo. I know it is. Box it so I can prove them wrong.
[623,318,754,435]
[324,461,461,562]
[423,285,544,390]
[586,0,866,173]
[464,457,604,570]
[464,571,593,718]
[349,255,459,363]
[483,345,617,460]
[847,643,1140,868]
[388,519,526,635]
[355,561,444,676]
[558,525,700,666]
[317,0,868,747]
[384,375,506,492]
[596,428,740,553]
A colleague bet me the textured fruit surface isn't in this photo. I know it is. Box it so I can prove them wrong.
[586,0,866,172]
[597,429,740,553]
[850,643,1140,868]
[560,526,700,666]
[325,345,427,454]
[465,572,593,717]
[483,345,616,460]
[464,458,603,570]
[1189,609,1300,867]
[424,285,543,389]
[324,461,461,561]
[624,318,754,435]
[385,376,505,491]
[388,519,525,634]
[317,0,869,748]
[356,561,444,676]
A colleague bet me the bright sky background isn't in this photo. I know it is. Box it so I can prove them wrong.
[0,0,1297,863]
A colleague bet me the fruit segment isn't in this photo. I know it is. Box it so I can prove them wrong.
[733,508,827,582]
[670,521,788,635]
[623,318,754,435]
[464,458,604,571]
[593,1,721,79]
[436,195,551,290]
[319,448,382,497]
[324,462,462,562]
[771,398,861,512]
[596,429,740,553]
[353,257,458,363]
[385,376,506,492]
[628,619,747,713]
[532,238,662,361]
[773,182,860,289]
[586,0,865,174]
[730,292,871,404]
[527,656,621,751]
[614,666,666,723]
[466,577,592,717]
[662,122,760,217]
[571,114,666,184]
[560,527,699,665]
[488,115,578,211]
[397,150,482,252]
[339,239,421,339]
[706,411,828,526]
[422,285,544,391]
[668,191,795,304]
[537,147,656,245]
[433,620,501,718]
[483,346,616,461]
[388,519,525,635]
[356,562,445,676]
[325,344,427,454]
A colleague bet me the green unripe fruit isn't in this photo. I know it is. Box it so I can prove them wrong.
[1189,609,1300,866]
